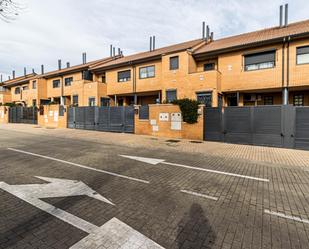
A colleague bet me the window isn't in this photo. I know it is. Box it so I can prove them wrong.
[100,97,110,106]
[118,70,131,82]
[227,93,238,106]
[169,56,179,70]
[22,85,29,90]
[264,96,273,105]
[139,66,155,79]
[88,97,96,106]
[203,63,215,71]
[72,95,78,106]
[15,87,20,94]
[196,92,212,107]
[296,46,309,65]
[64,77,73,86]
[293,94,304,106]
[166,89,177,103]
[101,73,106,83]
[32,80,37,89]
[53,79,60,88]
[82,70,93,81]
[244,50,276,71]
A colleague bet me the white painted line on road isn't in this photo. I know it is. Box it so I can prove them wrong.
[120,155,269,183]
[264,209,309,224]
[180,190,218,201]
[70,217,164,249]
[8,148,149,184]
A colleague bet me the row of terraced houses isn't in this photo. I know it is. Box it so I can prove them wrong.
[1,9,309,109]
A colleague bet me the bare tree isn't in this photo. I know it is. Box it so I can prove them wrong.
[0,0,22,22]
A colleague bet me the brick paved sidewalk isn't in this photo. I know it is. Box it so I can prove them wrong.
[1,123,309,169]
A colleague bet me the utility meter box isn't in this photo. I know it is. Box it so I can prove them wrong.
[171,112,182,130]
[159,113,169,121]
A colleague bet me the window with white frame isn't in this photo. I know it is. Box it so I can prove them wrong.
[118,70,131,82]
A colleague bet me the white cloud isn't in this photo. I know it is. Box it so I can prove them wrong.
[0,0,308,80]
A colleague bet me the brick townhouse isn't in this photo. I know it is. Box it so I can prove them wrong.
[1,7,309,108]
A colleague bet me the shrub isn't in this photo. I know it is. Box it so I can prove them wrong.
[172,98,200,124]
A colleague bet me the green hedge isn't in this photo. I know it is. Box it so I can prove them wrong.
[172,98,199,124]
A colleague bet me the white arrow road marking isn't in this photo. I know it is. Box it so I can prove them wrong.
[0,178,164,248]
[120,155,269,182]
[0,176,113,233]
[180,190,218,201]
[70,217,164,249]
[8,148,149,184]
[264,209,309,225]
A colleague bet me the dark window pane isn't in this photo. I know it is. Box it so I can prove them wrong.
[244,50,275,71]
[82,70,93,81]
[101,73,106,83]
[88,97,96,106]
[32,81,37,89]
[204,63,215,71]
[293,94,304,106]
[118,70,131,82]
[64,77,73,86]
[297,46,309,65]
[197,92,212,107]
[166,89,177,103]
[264,96,273,105]
[15,87,20,94]
[53,80,60,88]
[170,56,179,70]
[100,97,110,106]
[73,95,78,106]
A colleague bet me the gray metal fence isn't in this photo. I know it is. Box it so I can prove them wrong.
[204,105,308,150]
[8,106,38,124]
[139,105,149,120]
[68,106,134,133]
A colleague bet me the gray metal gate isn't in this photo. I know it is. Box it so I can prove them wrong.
[204,105,297,149]
[294,107,309,150]
[68,106,134,133]
[9,107,38,124]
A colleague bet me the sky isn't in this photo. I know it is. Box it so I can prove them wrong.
[1,0,309,80]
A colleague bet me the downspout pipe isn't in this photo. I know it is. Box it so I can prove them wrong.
[282,37,288,105]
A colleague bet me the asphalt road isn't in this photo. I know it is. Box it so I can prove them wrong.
[0,128,309,249]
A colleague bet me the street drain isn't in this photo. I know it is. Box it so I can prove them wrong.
[166,139,180,143]
[190,140,203,144]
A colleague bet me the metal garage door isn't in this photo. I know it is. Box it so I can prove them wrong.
[295,107,309,150]
[204,106,289,148]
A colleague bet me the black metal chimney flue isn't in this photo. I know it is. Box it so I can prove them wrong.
[284,4,288,27]
[279,5,283,27]
[113,47,116,57]
[67,62,70,68]
[202,22,206,39]
[110,45,113,57]
[24,67,27,76]
[58,60,62,70]
[206,25,210,41]
[41,65,44,74]
[152,36,156,51]
[0,74,2,83]
[32,69,35,74]
[118,48,121,55]
[12,70,15,79]
[210,32,214,41]
[82,52,87,64]
[150,36,153,51]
